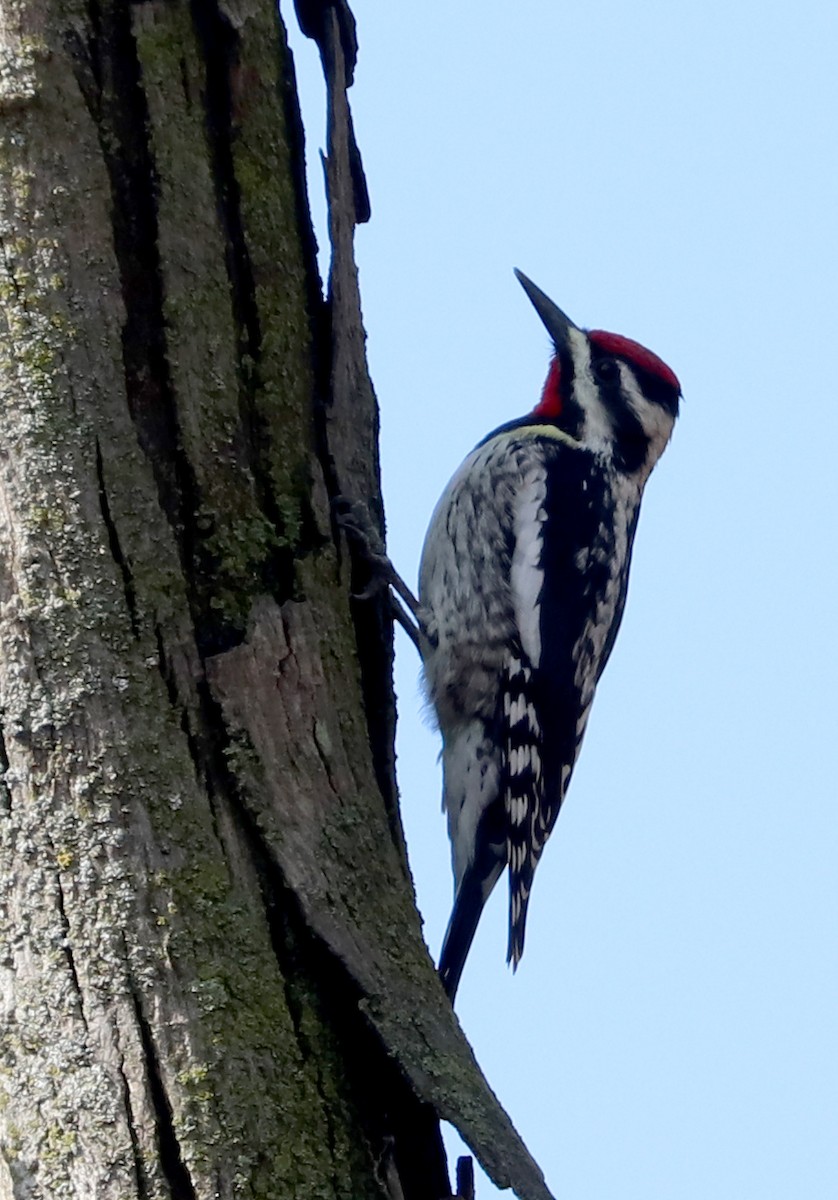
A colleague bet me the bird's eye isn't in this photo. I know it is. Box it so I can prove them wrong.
[592,358,619,385]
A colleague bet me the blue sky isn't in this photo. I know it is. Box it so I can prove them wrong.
[287,3,838,1196]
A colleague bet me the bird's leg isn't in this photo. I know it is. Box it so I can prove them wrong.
[334,496,433,657]
[388,592,426,655]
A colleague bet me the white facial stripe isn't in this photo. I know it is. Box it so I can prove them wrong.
[618,362,676,454]
[568,327,612,451]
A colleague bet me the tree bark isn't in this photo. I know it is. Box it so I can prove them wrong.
[0,3,554,1198]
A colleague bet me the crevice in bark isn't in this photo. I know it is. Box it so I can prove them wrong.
[189,0,300,599]
[0,713,11,814]
[96,437,140,637]
[116,1049,152,1200]
[154,626,180,711]
[263,881,353,1198]
[152,627,206,789]
[187,5,259,451]
[131,989,197,1200]
[168,677,367,1191]
[54,873,89,1037]
[71,6,183,531]
[278,12,328,366]
[180,708,206,790]
[280,6,334,506]
[69,7,254,657]
[190,704,224,849]
[290,926,450,1200]
[178,636,449,1198]
[188,3,261,399]
[291,8,406,875]
[254,847,450,1200]
[311,717,343,799]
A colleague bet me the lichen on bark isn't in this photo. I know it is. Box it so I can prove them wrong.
[0,3,377,1196]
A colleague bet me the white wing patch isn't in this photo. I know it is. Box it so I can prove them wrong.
[510,464,548,667]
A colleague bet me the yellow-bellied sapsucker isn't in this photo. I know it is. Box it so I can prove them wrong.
[412,272,681,1000]
[346,272,681,1002]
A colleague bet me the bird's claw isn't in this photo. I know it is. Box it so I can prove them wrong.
[350,574,389,603]
[333,494,429,655]
[333,495,387,561]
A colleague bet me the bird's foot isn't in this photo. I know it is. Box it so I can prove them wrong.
[333,496,432,654]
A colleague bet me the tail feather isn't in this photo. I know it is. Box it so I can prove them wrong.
[506,883,530,969]
[503,650,549,972]
[438,857,504,1001]
[438,882,482,1001]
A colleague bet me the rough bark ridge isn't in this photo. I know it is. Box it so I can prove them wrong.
[0,2,554,1198]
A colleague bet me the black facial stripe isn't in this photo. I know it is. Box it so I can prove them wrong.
[585,347,650,473]
[629,362,681,416]
[602,399,649,474]
[560,345,575,391]
[587,343,678,472]
[589,339,680,417]
[556,347,585,440]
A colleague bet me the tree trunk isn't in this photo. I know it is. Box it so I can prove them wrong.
[0,3,554,1198]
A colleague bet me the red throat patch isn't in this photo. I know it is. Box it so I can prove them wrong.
[533,356,562,418]
[588,330,681,393]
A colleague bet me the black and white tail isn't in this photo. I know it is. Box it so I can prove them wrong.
[503,652,548,967]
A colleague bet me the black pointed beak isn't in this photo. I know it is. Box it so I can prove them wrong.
[514,269,579,354]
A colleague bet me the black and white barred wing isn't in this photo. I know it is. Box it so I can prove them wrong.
[504,442,598,964]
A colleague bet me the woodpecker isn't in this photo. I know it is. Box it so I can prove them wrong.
[408,271,681,1001]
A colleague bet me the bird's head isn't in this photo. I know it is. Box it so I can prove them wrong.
[516,270,681,478]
